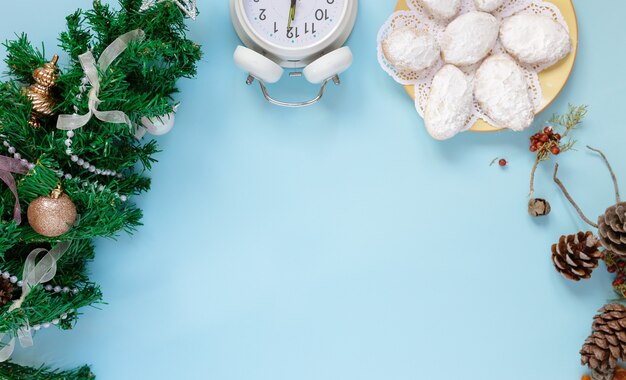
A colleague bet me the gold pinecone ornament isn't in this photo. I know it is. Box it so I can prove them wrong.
[581,304,626,379]
[599,203,626,258]
[0,277,14,307]
[26,54,59,128]
[551,231,603,281]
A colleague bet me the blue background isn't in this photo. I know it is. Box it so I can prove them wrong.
[4,0,626,379]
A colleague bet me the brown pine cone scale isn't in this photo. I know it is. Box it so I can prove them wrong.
[599,203,626,257]
[552,231,603,281]
[591,368,616,380]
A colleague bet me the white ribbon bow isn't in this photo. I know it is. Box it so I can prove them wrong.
[56,29,146,133]
[0,241,71,362]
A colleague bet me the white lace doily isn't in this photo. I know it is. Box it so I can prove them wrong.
[376,0,570,131]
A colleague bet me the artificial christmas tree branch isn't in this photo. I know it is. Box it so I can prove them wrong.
[0,361,94,380]
[0,0,201,373]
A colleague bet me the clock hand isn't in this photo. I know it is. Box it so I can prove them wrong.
[287,0,296,29]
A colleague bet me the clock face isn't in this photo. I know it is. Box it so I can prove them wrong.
[242,0,347,50]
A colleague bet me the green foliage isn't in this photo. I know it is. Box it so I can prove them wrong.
[0,362,95,380]
[0,0,201,374]
[548,103,588,133]
[3,35,47,84]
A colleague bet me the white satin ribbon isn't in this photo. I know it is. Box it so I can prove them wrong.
[0,241,71,362]
[56,29,146,132]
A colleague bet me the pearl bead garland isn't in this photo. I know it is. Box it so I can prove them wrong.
[0,135,129,202]
[1,270,79,295]
[2,141,35,171]
[31,309,75,331]
[64,130,123,179]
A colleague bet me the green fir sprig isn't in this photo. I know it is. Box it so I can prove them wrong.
[0,362,95,380]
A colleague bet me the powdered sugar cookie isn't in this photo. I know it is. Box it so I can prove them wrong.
[474,54,534,131]
[425,65,473,140]
[441,12,499,66]
[474,0,505,13]
[419,0,461,20]
[500,13,571,67]
[382,27,440,73]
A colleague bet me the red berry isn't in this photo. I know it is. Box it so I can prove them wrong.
[554,133,561,140]
[540,134,549,142]
[499,159,507,167]
[544,127,552,134]
[530,145,538,152]
[618,261,625,269]
[608,265,617,273]
[537,142,544,148]
[614,279,619,287]
[551,146,561,155]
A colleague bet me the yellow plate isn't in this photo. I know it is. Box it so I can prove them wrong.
[394,0,578,132]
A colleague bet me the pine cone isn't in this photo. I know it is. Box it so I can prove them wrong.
[0,277,13,307]
[599,203,626,257]
[590,369,615,380]
[528,198,551,217]
[552,231,603,281]
[581,304,626,374]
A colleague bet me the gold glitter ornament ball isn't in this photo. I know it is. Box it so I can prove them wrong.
[27,189,77,237]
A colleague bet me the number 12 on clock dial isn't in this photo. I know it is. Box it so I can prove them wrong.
[244,0,347,49]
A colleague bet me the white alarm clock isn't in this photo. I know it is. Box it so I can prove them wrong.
[231,0,357,107]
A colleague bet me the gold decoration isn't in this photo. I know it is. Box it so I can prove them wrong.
[26,54,59,128]
[27,187,77,237]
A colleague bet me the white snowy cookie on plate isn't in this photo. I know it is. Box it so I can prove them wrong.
[474,0,505,13]
[441,12,499,66]
[500,13,571,67]
[425,65,473,140]
[474,54,534,131]
[418,0,461,20]
[382,27,440,73]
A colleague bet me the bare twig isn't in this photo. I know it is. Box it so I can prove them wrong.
[553,164,599,228]
[587,146,621,203]
[529,156,540,197]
